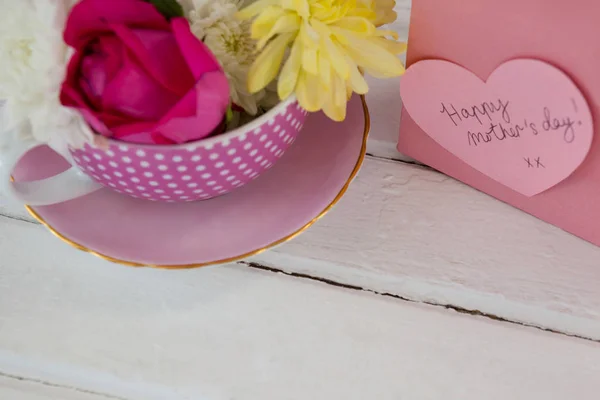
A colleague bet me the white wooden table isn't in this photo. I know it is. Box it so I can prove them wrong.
[1,2,599,399]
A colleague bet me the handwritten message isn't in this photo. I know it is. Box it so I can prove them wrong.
[400,59,594,196]
[437,99,584,169]
[440,99,581,146]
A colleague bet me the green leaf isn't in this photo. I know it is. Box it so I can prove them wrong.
[226,105,235,123]
[144,0,184,19]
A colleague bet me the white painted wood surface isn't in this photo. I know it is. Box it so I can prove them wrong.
[4,155,600,340]
[2,1,600,397]
[0,220,599,400]
[0,376,107,400]
[252,158,600,340]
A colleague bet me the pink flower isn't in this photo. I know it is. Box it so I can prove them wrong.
[60,0,230,145]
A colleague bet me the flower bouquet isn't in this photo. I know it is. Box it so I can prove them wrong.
[0,0,406,205]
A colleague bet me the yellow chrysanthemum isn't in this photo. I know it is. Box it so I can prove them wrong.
[363,0,397,26]
[237,0,406,121]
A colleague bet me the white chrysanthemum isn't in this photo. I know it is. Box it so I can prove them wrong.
[0,0,93,150]
[187,0,277,116]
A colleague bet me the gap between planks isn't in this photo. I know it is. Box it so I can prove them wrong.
[366,152,427,168]
[1,260,596,400]
[240,262,598,343]
[2,154,597,343]
[0,371,128,400]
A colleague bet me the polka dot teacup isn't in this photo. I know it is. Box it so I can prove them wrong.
[1,98,305,206]
[68,97,307,203]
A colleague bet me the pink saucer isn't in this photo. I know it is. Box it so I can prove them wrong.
[13,96,369,268]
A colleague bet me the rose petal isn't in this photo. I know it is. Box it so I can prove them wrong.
[170,18,222,80]
[93,110,135,129]
[61,49,88,107]
[114,131,157,144]
[151,132,176,145]
[111,121,159,141]
[110,24,194,95]
[61,57,114,138]
[112,129,175,145]
[78,36,124,109]
[61,83,133,138]
[155,71,230,143]
[64,0,170,49]
[101,54,181,121]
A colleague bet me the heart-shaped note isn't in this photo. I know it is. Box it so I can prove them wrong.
[400,59,594,196]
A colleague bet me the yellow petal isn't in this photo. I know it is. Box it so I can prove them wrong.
[307,19,350,80]
[355,0,398,26]
[237,0,280,20]
[322,73,347,121]
[346,56,369,94]
[376,29,399,40]
[346,0,378,21]
[248,33,295,93]
[373,0,397,26]
[332,17,377,36]
[291,0,310,17]
[333,70,347,107]
[296,71,326,112]
[302,46,318,74]
[329,26,350,46]
[278,38,303,99]
[257,13,301,49]
[318,54,331,90]
[347,8,377,21]
[346,82,354,100]
[322,101,347,122]
[299,19,320,45]
[371,37,407,54]
[342,35,405,78]
[323,36,349,79]
[251,6,285,40]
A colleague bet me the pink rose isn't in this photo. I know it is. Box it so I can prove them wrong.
[60,0,230,144]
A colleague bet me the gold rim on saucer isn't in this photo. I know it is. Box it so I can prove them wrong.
[25,96,371,269]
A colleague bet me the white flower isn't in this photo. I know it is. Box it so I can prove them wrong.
[0,0,93,150]
[187,0,276,116]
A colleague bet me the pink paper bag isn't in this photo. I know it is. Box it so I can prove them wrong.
[398,0,600,246]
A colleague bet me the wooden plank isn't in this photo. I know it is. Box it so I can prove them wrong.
[250,157,600,340]
[0,375,113,400]
[3,155,600,339]
[0,220,598,400]
[3,0,599,342]
[256,0,600,338]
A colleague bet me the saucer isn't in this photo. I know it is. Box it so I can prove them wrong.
[13,96,369,268]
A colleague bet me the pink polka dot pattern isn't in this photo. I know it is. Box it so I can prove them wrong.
[70,100,308,202]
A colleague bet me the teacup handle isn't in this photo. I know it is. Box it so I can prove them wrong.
[1,138,103,206]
